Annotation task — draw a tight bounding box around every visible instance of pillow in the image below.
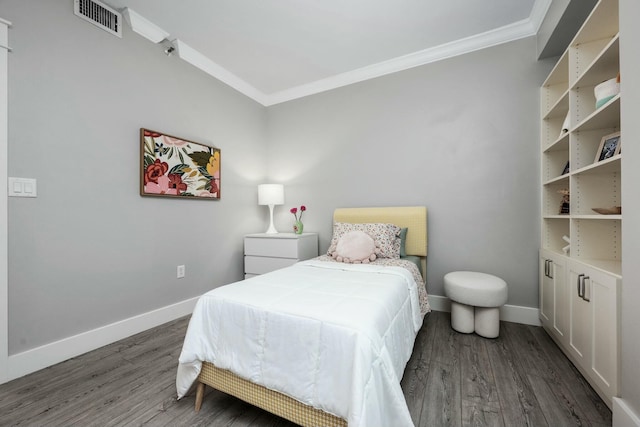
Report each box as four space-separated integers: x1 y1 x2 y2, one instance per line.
327 222 401 259
328 230 380 263
399 227 408 257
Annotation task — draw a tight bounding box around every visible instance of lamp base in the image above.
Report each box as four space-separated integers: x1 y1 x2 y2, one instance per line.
265 204 278 234
265 225 278 234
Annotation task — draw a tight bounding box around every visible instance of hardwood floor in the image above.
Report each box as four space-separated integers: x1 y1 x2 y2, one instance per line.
0 311 612 426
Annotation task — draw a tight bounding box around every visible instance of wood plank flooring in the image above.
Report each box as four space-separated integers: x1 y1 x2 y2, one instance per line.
0 311 612 426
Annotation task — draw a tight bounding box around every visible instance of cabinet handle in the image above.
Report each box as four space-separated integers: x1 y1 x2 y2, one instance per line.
577 274 585 298
582 276 591 302
544 259 554 279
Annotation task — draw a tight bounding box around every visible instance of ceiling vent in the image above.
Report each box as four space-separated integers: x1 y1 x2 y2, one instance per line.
74 0 122 38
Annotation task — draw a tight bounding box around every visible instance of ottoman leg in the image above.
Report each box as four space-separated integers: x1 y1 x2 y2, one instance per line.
475 307 500 338
451 301 474 334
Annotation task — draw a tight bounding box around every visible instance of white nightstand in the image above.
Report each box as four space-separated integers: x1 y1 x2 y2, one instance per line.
244 233 319 278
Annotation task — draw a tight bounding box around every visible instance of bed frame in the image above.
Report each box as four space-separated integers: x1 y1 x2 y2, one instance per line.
194 206 428 426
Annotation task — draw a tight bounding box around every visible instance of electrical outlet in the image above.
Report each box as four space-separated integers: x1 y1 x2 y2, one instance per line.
177 265 185 279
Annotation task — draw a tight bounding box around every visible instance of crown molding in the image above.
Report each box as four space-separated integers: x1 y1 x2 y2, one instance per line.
174 39 269 105
263 16 541 106
163 0 552 107
123 8 169 43
529 0 553 33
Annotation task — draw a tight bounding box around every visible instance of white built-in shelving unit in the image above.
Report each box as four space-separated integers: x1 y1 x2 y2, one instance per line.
539 0 621 409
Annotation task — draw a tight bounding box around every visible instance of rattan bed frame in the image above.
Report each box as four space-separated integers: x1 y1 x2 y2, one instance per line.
194 206 428 426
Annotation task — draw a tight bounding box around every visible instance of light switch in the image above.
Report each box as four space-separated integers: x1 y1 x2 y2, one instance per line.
8 177 37 198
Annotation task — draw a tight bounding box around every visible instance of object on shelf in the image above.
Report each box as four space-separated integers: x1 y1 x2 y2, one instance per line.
562 235 570 255
592 206 622 215
558 189 570 214
561 161 570 175
559 111 570 137
595 131 621 162
594 74 620 109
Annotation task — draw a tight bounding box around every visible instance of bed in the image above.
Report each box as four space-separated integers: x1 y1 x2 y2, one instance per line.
176 206 428 426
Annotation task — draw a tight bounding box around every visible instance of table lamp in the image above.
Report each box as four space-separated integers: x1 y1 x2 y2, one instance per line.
258 184 284 234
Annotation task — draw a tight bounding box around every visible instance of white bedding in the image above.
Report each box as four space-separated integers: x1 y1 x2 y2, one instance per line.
176 259 426 427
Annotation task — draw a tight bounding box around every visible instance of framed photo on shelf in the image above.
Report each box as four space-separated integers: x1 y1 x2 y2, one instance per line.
594 131 621 162
561 161 570 175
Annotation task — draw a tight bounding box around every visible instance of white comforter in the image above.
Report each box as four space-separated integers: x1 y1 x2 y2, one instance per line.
176 260 424 427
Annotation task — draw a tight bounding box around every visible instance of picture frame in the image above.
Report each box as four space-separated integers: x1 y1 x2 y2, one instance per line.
140 128 220 200
594 131 621 163
561 161 570 175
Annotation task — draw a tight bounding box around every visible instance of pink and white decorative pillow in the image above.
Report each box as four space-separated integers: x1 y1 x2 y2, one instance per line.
328 230 380 263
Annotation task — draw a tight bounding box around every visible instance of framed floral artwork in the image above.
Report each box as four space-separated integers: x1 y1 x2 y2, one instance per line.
140 128 220 200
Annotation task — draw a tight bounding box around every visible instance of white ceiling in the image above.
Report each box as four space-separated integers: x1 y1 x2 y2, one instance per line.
106 0 550 105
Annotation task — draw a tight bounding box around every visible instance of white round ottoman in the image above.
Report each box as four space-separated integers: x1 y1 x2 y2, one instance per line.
444 271 508 338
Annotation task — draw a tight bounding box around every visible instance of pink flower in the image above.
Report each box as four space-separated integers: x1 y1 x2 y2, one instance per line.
144 175 178 195
290 205 306 221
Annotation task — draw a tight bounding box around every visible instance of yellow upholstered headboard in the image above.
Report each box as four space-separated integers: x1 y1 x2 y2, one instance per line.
333 206 427 279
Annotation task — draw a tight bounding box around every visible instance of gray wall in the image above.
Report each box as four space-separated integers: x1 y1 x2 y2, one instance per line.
3 0 560 358
4 0 267 354
619 0 640 419
266 37 555 306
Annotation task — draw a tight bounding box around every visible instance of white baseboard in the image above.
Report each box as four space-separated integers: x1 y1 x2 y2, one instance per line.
5 297 199 383
428 295 541 326
614 398 640 427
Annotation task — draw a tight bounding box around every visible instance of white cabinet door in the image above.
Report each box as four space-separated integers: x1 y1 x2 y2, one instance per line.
539 251 568 342
567 260 620 404
539 254 554 327
552 257 568 340
588 266 619 400
568 263 591 365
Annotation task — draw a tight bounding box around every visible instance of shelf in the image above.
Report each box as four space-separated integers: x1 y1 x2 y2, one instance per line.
573 95 620 132
543 51 569 87
572 0 619 46
572 218 621 261
544 174 570 186
543 132 569 153
573 215 621 220
572 172 621 216
542 51 569 119
543 182 571 216
572 36 619 90
573 154 620 176
542 217 570 254
543 91 569 121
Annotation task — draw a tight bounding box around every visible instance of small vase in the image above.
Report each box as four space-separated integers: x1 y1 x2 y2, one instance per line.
293 220 304 234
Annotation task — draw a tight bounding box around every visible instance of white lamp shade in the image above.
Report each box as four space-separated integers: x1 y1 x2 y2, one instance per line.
258 184 284 206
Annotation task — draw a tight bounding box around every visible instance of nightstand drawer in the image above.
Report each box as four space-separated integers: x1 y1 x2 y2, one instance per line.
244 233 318 259
244 256 298 275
